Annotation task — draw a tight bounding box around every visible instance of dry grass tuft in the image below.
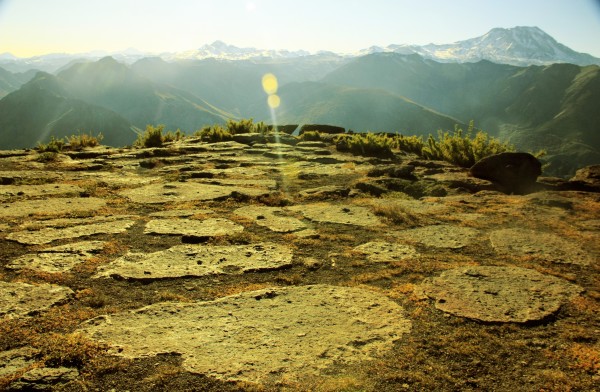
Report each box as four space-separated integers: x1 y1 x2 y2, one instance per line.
567 343 600 373
32 332 108 368
257 192 293 207
372 204 420 227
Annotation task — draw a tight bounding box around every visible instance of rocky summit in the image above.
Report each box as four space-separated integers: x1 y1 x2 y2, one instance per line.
0 134 599 391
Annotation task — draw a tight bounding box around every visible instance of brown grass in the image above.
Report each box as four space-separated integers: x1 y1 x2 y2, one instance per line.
32 332 108 368
567 343 600 373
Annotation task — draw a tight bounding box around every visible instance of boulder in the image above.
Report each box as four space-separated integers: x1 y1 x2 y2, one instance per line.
273 124 299 134
569 164 600 192
469 152 542 194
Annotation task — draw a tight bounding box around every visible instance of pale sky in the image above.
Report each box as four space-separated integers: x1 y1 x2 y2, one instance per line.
1 0 599 58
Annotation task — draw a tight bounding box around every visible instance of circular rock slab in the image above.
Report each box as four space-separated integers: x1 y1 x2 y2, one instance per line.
144 218 244 237
79 285 411 384
353 241 418 263
94 242 293 279
6 219 136 245
0 197 106 218
490 228 594 265
0 282 73 319
7 241 105 273
234 206 307 233
287 203 382 227
421 266 583 323
396 224 480 249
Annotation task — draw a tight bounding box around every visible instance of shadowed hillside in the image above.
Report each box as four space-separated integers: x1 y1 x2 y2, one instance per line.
58 57 232 131
266 81 463 134
0 73 135 149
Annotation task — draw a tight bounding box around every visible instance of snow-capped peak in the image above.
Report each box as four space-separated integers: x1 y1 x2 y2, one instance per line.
167 41 311 61
388 26 599 66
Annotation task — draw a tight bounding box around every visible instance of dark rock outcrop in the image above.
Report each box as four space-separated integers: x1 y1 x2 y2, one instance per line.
469 152 542 194
299 124 346 135
569 165 600 191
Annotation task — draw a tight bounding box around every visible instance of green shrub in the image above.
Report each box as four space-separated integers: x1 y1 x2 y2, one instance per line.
300 131 322 142
35 152 60 162
36 136 65 153
196 125 233 142
163 129 185 143
421 122 514 167
135 125 165 148
225 118 270 135
226 118 254 134
336 132 396 158
395 134 426 155
67 132 104 150
253 121 271 135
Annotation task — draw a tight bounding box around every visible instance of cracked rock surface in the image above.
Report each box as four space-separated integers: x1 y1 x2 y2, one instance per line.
95 242 294 279
421 266 584 323
79 284 411 383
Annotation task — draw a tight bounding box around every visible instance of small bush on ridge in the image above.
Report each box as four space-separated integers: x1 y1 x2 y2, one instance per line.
336 132 395 158
196 125 233 142
300 131 322 141
421 122 514 167
135 125 165 148
36 136 65 153
67 132 104 150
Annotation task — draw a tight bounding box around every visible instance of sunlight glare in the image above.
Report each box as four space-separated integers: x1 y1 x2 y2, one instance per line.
267 94 281 109
262 73 278 95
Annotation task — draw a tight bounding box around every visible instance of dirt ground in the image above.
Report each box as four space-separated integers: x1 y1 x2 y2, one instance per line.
0 140 599 391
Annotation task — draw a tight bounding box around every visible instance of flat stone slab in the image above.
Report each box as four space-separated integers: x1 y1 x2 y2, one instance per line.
119 182 271 204
0 197 106 218
0 170 62 184
396 224 480 248
149 209 213 218
234 206 307 233
285 161 365 178
0 347 38 378
353 241 418 263
421 266 583 323
7 219 135 245
79 285 411 383
9 366 79 391
95 242 293 279
144 218 244 237
0 281 73 319
7 241 105 272
196 178 277 189
68 171 160 186
288 203 382 227
490 228 594 265
0 184 84 200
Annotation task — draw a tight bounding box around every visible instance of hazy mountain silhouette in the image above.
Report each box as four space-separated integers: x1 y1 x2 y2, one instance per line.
1 43 599 175
257 81 463 134
322 53 600 175
0 72 135 149
58 57 232 131
0 66 37 98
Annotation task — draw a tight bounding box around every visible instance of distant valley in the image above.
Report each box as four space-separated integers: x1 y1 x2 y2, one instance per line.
0 26 599 176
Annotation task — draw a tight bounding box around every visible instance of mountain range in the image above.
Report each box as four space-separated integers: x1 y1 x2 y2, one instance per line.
0 26 599 176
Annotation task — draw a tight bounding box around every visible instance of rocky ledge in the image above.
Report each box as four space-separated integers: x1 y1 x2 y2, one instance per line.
0 136 598 391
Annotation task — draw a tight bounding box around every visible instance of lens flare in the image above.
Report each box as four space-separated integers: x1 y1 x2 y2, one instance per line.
267 94 281 109
262 73 278 95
